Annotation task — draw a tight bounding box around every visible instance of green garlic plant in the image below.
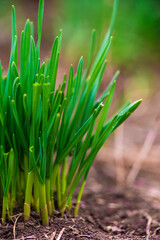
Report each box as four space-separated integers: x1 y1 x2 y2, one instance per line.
0 0 141 225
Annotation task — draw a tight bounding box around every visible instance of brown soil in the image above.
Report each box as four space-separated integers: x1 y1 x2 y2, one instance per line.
1 161 160 240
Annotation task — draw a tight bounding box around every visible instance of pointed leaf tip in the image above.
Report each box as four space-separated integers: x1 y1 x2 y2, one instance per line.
134 99 142 106
100 102 104 107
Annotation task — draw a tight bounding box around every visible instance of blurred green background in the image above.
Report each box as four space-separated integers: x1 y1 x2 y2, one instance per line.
0 0 159 99
53 0 160 69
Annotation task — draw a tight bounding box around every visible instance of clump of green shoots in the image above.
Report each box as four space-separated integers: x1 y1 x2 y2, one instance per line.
0 0 141 226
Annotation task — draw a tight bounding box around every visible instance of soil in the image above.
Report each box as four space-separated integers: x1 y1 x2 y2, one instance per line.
1 160 160 240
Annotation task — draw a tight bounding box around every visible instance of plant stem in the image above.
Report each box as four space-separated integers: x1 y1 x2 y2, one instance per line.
56 165 61 209
60 185 70 213
50 164 59 211
74 178 86 217
46 178 52 216
20 169 25 195
34 173 39 212
61 157 67 199
24 171 34 221
51 197 55 212
39 182 48 226
66 196 72 211
2 196 7 225
7 195 11 223
24 155 28 188
17 168 23 207
10 186 16 216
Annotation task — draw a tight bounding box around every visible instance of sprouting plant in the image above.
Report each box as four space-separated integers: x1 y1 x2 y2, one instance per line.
0 0 141 225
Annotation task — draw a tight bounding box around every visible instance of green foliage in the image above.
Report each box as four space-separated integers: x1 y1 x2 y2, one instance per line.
0 0 141 225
